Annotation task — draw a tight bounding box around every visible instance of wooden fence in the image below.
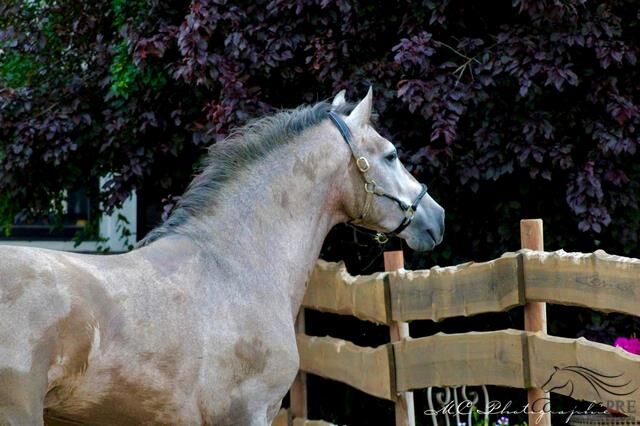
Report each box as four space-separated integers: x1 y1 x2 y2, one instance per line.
274 220 640 426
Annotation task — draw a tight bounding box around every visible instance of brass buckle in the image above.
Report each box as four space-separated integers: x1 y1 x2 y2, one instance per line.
364 181 377 194
356 157 370 173
374 233 389 244
404 206 415 218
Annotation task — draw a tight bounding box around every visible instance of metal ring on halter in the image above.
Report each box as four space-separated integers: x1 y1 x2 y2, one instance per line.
364 181 376 194
356 157 370 172
373 233 389 244
404 206 415 218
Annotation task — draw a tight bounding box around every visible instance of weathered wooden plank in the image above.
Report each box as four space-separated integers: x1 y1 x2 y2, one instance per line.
303 260 389 324
393 329 527 392
296 334 394 401
389 252 522 322
523 249 640 318
527 332 640 416
306 250 640 325
393 329 640 415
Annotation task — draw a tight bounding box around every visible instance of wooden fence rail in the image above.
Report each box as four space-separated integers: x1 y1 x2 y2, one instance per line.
303 250 640 324
285 220 640 425
394 329 640 401
302 261 389 324
296 334 395 401
295 331 640 415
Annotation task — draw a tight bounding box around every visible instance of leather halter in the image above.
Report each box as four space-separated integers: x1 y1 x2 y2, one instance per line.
328 111 428 241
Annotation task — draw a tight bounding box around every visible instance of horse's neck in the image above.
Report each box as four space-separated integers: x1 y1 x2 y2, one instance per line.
155 123 347 318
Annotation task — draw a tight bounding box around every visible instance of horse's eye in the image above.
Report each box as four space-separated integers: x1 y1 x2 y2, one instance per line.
385 152 398 162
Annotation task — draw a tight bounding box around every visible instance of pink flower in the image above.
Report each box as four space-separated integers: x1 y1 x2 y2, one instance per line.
614 337 640 355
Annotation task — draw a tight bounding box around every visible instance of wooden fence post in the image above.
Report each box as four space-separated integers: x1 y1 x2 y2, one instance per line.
290 309 307 424
384 250 416 426
520 219 551 426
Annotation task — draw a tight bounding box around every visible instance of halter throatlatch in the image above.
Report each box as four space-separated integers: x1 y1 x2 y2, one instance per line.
327 111 429 244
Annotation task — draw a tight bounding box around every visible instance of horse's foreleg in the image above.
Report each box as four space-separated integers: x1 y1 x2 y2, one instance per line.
0 368 46 426
247 414 268 426
0 407 43 426
266 400 282 424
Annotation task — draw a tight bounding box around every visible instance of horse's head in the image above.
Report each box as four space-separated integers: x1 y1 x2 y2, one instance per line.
330 88 445 252
541 366 575 396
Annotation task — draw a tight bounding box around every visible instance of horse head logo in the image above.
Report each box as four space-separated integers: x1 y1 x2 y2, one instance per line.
541 365 638 399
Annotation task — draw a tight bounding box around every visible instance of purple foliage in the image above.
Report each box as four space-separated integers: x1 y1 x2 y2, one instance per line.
1 0 639 256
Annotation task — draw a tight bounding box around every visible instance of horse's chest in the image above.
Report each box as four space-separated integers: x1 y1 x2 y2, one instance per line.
195 305 300 423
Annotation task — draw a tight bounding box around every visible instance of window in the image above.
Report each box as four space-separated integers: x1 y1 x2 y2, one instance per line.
0 177 137 252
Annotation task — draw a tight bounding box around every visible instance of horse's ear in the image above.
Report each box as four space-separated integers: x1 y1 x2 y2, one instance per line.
331 90 347 109
347 86 373 127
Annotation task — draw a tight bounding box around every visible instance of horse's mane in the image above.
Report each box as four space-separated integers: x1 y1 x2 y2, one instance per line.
137 100 353 247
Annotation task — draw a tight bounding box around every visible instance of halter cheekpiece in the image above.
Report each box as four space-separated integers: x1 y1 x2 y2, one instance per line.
327 111 428 243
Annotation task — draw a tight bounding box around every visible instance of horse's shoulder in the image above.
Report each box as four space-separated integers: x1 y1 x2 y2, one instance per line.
0 245 63 287
0 245 121 329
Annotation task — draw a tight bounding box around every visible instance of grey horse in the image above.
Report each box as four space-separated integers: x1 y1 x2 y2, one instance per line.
0 89 444 425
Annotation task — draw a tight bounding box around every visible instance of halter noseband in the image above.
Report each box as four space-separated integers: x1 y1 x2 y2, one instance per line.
328 111 428 242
